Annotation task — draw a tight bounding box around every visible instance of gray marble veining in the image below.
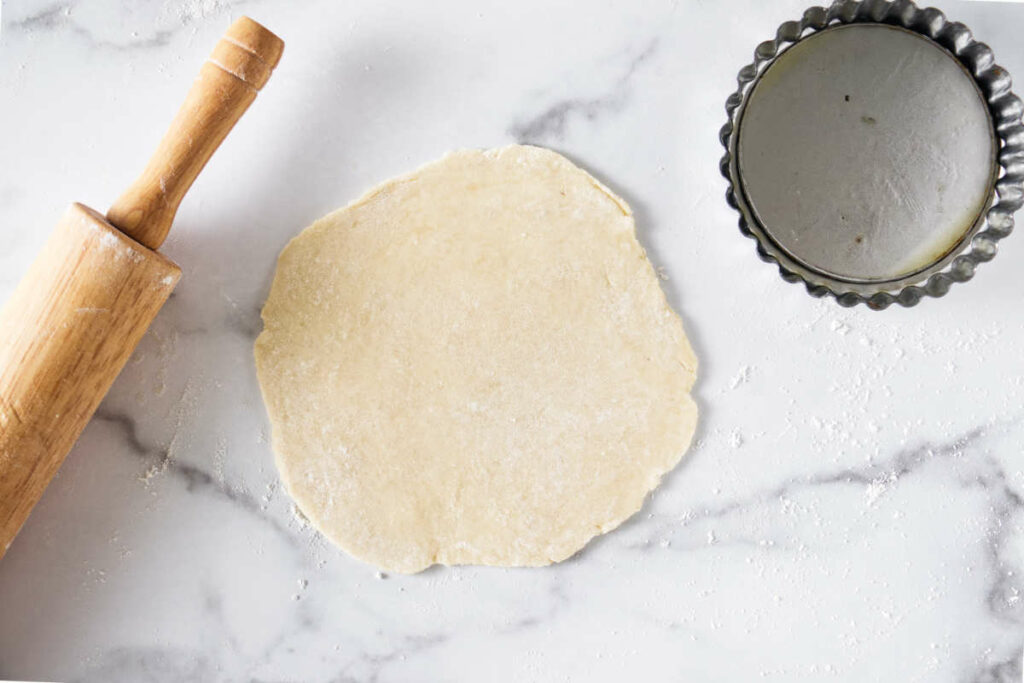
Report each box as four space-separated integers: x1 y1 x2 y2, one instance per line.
3 0 1024 681
510 39 659 143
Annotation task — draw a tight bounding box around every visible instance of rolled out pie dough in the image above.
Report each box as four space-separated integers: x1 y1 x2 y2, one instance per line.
255 145 698 573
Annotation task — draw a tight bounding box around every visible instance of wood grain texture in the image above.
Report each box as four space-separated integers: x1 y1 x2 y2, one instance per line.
106 17 284 249
0 16 282 558
0 204 180 557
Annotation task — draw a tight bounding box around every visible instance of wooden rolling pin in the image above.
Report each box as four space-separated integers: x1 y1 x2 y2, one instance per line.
0 17 283 558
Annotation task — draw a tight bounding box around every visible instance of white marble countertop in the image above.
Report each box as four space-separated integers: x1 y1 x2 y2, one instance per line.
3 1 1024 681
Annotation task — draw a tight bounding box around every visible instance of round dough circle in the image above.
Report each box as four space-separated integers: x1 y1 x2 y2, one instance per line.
255 145 698 573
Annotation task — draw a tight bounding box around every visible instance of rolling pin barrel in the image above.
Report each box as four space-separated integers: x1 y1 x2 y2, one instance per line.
0 206 180 556
0 17 283 558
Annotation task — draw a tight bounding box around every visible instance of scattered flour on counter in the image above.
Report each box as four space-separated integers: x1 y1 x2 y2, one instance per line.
213 436 227 485
261 481 277 511
174 0 225 23
865 472 899 507
82 567 107 589
729 365 752 389
149 328 178 397
139 377 202 487
830 319 851 335
140 453 170 484
291 503 311 529
779 496 798 516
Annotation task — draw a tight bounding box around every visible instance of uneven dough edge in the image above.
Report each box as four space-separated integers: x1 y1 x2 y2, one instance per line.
255 145 699 573
431 394 700 571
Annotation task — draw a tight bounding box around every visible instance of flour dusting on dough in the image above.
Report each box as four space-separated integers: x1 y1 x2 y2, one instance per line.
255 145 698 573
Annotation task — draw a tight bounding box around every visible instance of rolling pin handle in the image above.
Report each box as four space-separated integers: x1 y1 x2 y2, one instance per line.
106 16 284 250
